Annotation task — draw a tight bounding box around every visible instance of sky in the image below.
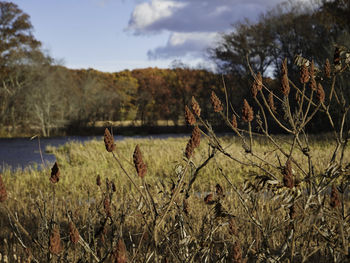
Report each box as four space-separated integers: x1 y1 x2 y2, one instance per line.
10 0 304 73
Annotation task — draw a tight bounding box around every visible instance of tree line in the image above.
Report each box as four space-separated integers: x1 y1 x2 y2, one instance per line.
0 0 349 136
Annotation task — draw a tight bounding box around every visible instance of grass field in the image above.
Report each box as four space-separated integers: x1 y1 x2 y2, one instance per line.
0 133 349 262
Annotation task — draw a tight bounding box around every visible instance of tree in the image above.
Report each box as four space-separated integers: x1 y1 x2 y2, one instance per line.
0 1 46 133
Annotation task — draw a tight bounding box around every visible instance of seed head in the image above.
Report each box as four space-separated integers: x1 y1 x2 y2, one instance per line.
242 99 254 122
281 58 290 96
228 217 238 236
104 128 116 152
191 96 201 117
231 115 238 129
112 239 127 263
324 59 331 78
211 91 223 112
104 196 111 217
96 175 101 186
204 193 214 205
216 183 224 198
50 162 60 184
300 64 310 84
49 226 63 255
330 185 340 208
283 159 294 189
309 60 315 79
316 83 325 103
69 222 80 244
185 139 194 159
184 105 196 126
191 126 201 148
252 72 262 98
133 145 147 179
232 241 243 263
0 174 7 202
268 92 276 112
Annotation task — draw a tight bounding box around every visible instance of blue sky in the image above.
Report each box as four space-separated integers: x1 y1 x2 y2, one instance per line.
10 0 304 72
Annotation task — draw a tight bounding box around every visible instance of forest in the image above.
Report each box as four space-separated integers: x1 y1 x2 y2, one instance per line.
0 0 349 137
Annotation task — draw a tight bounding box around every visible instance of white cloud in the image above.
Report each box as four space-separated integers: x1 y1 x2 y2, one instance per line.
127 0 311 59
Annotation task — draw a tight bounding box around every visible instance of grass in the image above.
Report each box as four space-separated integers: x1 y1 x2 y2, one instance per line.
0 133 348 262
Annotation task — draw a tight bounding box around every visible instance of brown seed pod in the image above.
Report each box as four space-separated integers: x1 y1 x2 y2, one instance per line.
185 139 194 159
309 60 315 79
112 239 127 263
133 145 147 179
242 99 254 122
104 196 111 217
300 64 310 84
310 77 317 91
96 175 101 186
231 114 238 129
211 91 223 112
252 72 262 98
268 92 277 112
49 226 63 255
104 128 116 152
111 181 116 192
281 58 290 96
330 185 341 208
185 105 196 125
191 126 201 148
232 241 243 263
0 174 7 202
191 96 201 117
316 83 325 103
50 162 60 184
324 58 331 78
283 159 294 189
69 222 80 244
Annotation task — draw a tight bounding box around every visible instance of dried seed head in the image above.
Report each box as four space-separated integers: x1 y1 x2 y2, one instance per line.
281 58 290 96
211 91 223 112
324 58 331 78
204 193 214 205
191 96 201 117
184 105 196 126
50 162 60 184
191 126 201 148
111 181 116 192
283 159 294 189
69 222 80 244
231 114 238 129
300 64 310 84
185 139 194 159
104 128 116 152
104 196 111 217
112 239 127 263
49 226 63 255
252 72 262 98
330 185 340 208
0 174 7 202
96 175 101 186
133 145 147 179
242 99 254 122
310 77 317 91
228 217 238 236
309 60 315 79
316 83 325 103
268 92 276 112
232 241 243 263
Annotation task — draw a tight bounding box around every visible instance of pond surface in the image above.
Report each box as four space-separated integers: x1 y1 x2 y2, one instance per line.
0 134 188 172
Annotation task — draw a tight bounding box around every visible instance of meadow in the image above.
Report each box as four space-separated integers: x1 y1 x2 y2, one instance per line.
1 54 350 262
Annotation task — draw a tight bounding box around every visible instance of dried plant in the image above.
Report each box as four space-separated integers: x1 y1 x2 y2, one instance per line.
242 99 253 122
300 64 310 84
133 145 147 179
185 105 196 125
191 96 201 117
104 128 115 152
231 114 238 129
96 174 101 186
316 83 325 103
112 239 127 263
232 241 243 263
69 222 80 244
330 185 340 208
0 174 7 202
50 162 60 183
211 91 223 112
324 58 331 78
282 159 294 189
49 226 63 255
281 58 290 96
268 92 276 112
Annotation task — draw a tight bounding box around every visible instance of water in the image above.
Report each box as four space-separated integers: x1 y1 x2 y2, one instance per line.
0 134 188 172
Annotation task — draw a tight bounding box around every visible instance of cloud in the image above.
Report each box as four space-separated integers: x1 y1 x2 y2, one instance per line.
127 0 297 59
